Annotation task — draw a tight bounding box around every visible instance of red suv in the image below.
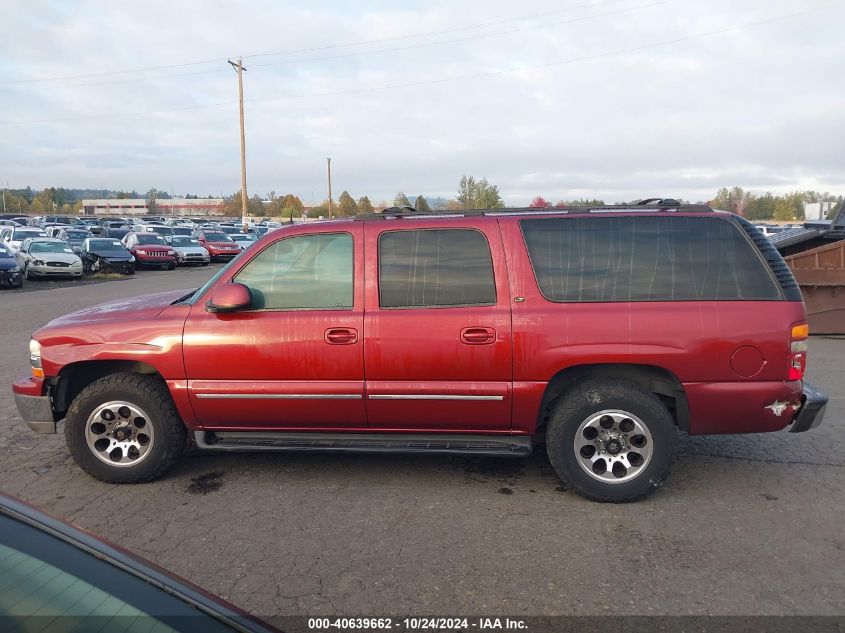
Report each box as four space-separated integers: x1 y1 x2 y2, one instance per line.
121 232 177 270
195 230 241 262
12 204 827 502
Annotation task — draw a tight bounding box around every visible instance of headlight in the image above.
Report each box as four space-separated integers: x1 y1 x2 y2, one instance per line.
33 259 45 266
129 256 135 262
29 339 44 378
167 250 175 256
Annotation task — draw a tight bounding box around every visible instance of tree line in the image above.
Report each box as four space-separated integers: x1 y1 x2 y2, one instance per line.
709 187 842 221
6 182 842 220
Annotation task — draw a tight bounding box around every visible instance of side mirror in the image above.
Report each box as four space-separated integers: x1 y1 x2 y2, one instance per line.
206 283 251 313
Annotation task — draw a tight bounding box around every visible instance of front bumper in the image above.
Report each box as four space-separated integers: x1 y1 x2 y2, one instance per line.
12 377 56 434
0 269 22 286
30 264 83 277
790 381 828 433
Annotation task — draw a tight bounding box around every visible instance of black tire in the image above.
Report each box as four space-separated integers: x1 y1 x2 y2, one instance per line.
201 262 209 267
64 373 187 483
546 379 677 502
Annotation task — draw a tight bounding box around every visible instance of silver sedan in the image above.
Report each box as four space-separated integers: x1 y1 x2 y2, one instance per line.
15 238 84 280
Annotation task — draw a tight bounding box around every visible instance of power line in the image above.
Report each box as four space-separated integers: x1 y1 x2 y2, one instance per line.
0 0 628 85
2 2 840 126
0 0 656 92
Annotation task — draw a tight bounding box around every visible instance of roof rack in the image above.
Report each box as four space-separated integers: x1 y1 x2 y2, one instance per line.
354 202 714 221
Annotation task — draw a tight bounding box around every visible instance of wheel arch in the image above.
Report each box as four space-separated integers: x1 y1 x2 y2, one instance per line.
53 360 161 417
535 363 689 434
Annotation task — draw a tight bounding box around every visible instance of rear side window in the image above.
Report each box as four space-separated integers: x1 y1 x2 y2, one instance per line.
235 232 353 310
379 229 496 308
521 216 781 302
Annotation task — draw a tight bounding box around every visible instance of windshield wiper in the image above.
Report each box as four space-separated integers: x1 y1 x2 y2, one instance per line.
173 289 198 304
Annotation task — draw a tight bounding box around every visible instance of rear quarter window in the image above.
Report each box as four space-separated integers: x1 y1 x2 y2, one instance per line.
520 216 782 302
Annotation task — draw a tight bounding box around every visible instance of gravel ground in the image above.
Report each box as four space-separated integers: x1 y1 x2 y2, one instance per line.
0 266 843 617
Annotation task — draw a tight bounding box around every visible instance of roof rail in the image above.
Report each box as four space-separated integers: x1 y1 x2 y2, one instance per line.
354 203 713 221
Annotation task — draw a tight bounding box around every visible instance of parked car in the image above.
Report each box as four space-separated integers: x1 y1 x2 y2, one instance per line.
78 237 135 275
140 223 176 243
171 226 195 237
39 215 85 227
56 227 94 252
0 242 23 288
170 235 211 266
0 493 276 633
229 233 256 251
11 204 828 502
122 232 177 269
15 237 83 280
1 226 48 252
195 230 241 261
44 223 72 238
0 219 22 228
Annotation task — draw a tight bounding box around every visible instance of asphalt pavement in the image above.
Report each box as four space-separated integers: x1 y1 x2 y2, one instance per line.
0 266 843 617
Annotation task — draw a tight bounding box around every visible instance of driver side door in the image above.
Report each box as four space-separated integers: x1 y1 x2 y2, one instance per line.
182 226 366 430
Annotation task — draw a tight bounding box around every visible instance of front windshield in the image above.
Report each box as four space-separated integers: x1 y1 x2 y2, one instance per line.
149 226 174 236
135 234 167 245
30 242 74 254
90 240 125 251
203 232 232 242
231 235 251 242
65 230 89 239
0 244 10 256
171 237 200 247
173 227 193 236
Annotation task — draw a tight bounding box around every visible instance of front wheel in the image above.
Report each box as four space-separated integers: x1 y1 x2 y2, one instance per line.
64 373 187 483
546 379 677 502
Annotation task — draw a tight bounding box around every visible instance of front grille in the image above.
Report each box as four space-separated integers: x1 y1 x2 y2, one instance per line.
47 262 70 268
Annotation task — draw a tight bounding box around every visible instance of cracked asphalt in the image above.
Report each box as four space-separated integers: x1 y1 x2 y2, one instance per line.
1 267 843 617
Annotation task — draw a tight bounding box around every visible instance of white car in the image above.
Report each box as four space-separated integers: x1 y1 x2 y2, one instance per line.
1 227 48 253
167 236 210 266
229 233 257 251
15 237 83 280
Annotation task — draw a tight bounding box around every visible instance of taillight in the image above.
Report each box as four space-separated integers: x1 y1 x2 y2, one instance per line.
788 323 808 381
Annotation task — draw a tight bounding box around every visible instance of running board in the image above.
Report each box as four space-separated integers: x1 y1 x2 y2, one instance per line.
194 431 532 457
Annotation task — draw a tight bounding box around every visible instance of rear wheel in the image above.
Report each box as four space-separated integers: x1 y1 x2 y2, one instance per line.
64 373 187 483
546 379 677 502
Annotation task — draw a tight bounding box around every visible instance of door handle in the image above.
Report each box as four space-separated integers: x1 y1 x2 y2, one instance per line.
460 327 496 345
325 328 358 345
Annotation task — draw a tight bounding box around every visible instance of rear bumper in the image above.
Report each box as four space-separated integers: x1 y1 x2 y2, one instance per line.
789 381 828 433
12 377 56 434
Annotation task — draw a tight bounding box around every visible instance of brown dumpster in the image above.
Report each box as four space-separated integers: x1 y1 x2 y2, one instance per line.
785 240 845 334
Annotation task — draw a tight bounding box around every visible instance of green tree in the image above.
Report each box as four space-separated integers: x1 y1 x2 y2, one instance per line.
458 176 476 209
773 198 795 222
358 196 374 214
394 192 410 207
744 193 776 221
414 195 431 212
337 191 358 216
475 179 503 208
711 187 751 214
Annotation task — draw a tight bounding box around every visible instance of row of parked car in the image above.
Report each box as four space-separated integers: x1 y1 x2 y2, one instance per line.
0 216 277 288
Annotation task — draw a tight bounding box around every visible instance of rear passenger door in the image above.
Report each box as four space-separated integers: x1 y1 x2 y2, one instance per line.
363 219 513 431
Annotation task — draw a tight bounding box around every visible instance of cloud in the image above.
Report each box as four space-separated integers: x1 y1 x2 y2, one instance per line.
0 0 843 204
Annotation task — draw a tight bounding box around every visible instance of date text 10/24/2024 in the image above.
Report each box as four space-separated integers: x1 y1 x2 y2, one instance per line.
308 618 528 630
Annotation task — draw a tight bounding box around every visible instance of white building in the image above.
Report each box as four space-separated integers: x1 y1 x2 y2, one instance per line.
804 201 835 221
82 198 225 217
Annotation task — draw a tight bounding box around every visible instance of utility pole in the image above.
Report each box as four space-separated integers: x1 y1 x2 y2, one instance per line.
228 58 249 229
326 157 333 218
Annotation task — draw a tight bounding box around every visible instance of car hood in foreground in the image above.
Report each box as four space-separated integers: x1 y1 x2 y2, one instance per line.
48 288 192 325
0 257 17 270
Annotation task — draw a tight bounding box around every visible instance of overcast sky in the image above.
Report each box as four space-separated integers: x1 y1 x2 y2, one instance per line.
1 0 843 205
